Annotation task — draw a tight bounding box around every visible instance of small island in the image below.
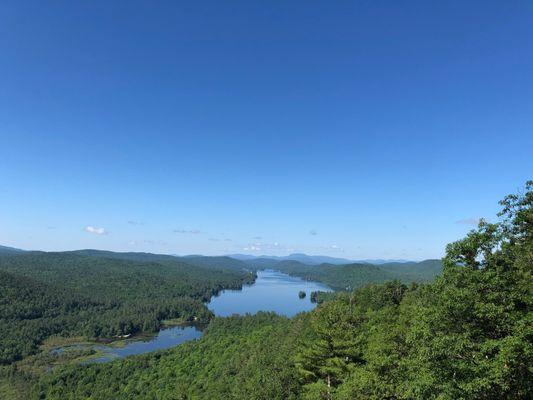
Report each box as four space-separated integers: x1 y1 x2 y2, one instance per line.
298 290 306 299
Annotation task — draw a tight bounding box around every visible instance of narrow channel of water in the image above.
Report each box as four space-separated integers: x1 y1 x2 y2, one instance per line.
90 325 203 363
51 270 331 362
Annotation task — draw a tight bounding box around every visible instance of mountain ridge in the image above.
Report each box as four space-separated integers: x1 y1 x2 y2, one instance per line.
227 252 413 265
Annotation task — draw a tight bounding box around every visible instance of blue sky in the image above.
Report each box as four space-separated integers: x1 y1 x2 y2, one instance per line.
1 1 531 260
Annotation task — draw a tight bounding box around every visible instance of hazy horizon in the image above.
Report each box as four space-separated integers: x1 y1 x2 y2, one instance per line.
0 243 432 263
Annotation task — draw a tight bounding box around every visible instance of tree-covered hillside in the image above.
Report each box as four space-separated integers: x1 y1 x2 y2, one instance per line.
69 250 251 273
32 182 532 399
0 245 25 255
274 261 396 290
377 259 443 282
272 259 442 290
0 252 254 364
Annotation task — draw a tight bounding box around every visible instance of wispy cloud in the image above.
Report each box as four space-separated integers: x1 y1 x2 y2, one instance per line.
243 241 294 253
84 226 107 236
128 220 144 226
173 229 202 234
309 229 318 236
318 244 344 253
252 236 262 240
455 218 480 226
243 245 262 252
208 238 220 242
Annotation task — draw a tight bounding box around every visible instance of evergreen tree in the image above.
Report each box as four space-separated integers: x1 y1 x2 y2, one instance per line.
296 299 363 399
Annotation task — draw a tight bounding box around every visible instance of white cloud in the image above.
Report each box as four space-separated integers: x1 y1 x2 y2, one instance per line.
243 245 262 252
84 226 107 236
318 244 344 253
243 241 295 254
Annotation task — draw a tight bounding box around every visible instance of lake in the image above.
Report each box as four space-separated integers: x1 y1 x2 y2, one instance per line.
208 269 332 317
54 270 331 362
89 325 203 363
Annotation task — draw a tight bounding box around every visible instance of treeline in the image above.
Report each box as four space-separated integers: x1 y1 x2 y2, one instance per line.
0 252 254 364
273 259 442 290
69 250 251 274
33 182 532 399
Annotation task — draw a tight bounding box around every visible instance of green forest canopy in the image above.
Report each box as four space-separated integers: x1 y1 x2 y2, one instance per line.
0 252 254 365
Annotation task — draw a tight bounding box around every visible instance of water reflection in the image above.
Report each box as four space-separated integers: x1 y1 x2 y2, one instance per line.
208 269 332 317
91 325 203 363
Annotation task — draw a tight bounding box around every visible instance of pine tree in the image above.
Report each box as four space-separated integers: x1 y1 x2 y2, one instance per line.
296 300 363 399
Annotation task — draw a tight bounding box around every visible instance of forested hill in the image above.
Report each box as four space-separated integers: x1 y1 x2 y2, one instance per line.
378 259 443 281
64 250 443 290
180 255 250 272
0 245 25 255
275 261 396 290
5 247 441 292
0 251 254 364
68 250 250 273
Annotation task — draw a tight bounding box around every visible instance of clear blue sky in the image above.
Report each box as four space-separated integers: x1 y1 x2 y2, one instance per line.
1 1 531 260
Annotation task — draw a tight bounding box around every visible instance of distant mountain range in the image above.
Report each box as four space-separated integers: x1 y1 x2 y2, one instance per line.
228 253 411 265
0 245 419 267
0 244 26 254
1 244 443 291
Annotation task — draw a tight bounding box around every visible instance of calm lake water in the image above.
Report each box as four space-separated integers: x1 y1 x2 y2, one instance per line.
90 325 203 363
55 270 331 362
208 269 332 317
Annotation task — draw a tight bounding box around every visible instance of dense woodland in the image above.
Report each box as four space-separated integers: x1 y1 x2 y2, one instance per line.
270 259 442 290
1 183 531 399
0 252 254 364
